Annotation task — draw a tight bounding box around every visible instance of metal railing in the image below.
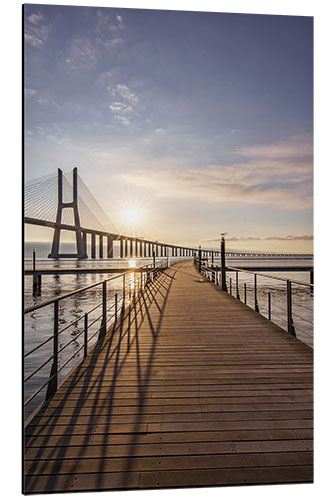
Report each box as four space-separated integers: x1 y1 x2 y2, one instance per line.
194 258 313 344
24 262 166 411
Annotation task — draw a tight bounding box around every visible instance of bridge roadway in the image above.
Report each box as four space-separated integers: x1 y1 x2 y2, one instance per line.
24 261 313 493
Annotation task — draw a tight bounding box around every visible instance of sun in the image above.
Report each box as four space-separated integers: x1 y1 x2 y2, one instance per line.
114 187 155 237
124 207 141 225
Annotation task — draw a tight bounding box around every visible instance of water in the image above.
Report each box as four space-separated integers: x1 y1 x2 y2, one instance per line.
24 253 313 420
225 256 313 348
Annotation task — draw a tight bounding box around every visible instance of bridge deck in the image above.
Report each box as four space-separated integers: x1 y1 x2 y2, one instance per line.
24 261 313 493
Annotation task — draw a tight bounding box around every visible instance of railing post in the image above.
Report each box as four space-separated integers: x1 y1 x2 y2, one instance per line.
221 234 227 291
99 280 107 339
32 247 37 296
198 246 202 273
84 313 88 358
45 300 59 400
310 270 314 296
236 270 240 299
268 292 271 321
254 274 259 312
32 248 42 296
229 277 232 295
244 283 247 304
287 280 296 336
115 293 118 322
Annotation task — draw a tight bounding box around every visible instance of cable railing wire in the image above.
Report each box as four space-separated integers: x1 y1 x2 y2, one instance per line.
194 257 313 345
24 262 166 413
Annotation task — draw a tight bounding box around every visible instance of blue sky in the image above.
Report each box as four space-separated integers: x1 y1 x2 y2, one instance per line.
24 4 313 251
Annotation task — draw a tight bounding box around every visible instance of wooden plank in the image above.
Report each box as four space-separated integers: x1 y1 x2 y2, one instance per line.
24 472 140 493
25 452 313 476
25 438 313 461
138 466 313 488
38 402 313 417
25 428 313 448
26 410 313 437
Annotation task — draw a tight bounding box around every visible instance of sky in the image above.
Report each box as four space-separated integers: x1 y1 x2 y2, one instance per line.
24 3 313 252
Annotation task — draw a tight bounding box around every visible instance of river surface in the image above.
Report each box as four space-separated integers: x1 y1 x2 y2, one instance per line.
24 252 313 419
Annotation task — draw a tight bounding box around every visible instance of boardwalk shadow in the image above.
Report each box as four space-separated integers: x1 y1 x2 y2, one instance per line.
24 267 176 493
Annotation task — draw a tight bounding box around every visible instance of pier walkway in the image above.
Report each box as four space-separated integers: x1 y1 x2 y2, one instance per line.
24 261 313 493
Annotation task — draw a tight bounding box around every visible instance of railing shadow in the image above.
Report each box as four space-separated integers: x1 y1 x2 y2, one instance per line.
24 267 177 493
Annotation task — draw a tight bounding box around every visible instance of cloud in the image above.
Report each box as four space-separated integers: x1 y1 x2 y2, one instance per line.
96 9 124 31
65 36 96 70
97 37 123 49
115 84 139 104
109 102 133 113
106 82 139 126
25 12 51 48
118 164 312 209
117 135 313 210
116 15 124 29
114 115 131 127
201 234 313 243
239 135 313 160
25 88 38 96
27 14 43 25
95 9 125 47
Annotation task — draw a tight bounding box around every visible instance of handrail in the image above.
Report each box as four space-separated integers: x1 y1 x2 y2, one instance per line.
24 263 158 314
24 261 167 413
226 265 314 287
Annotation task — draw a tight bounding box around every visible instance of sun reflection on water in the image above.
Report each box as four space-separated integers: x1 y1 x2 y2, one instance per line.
128 259 137 268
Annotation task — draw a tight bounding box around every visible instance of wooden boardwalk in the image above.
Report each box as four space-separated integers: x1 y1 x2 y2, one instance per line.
24 261 313 493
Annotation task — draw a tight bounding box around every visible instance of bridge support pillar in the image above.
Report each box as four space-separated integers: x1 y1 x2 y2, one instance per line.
82 232 87 256
99 235 103 258
129 239 133 258
91 233 96 259
48 168 87 259
107 236 113 258
120 239 124 258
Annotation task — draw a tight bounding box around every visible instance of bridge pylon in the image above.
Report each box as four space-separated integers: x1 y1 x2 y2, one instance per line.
48 167 88 259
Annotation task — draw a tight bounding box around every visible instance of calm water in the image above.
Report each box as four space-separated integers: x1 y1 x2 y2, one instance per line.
222 256 313 348
24 253 313 419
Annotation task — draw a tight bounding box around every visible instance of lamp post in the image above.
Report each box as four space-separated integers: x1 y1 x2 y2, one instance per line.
221 233 227 292
198 245 202 273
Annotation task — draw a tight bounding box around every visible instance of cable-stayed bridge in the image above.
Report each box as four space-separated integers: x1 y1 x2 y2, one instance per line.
24 167 313 261
24 167 198 260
